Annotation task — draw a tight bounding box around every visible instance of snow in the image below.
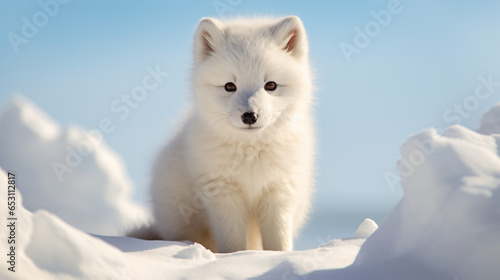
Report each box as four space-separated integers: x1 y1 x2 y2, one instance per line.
1 96 500 279
353 218 378 238
353 124 500 279
0 96 147 235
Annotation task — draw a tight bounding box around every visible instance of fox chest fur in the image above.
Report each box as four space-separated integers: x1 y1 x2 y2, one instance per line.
186 121 307 204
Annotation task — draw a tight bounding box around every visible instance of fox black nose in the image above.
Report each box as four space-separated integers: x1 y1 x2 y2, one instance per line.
241 112 258 125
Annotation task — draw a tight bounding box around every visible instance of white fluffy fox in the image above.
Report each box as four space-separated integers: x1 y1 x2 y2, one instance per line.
132 16 315 253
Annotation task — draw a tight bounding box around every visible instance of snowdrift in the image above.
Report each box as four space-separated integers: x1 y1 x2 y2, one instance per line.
1 97 500 279
0 96 147 235
352 124 500 279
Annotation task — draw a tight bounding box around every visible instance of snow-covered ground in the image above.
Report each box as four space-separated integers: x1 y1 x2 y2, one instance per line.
1 97 500 279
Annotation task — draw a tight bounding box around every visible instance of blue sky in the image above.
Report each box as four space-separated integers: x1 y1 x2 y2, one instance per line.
2 0 500 248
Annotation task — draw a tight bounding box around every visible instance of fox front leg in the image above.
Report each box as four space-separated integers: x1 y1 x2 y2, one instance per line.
204 186 249 253
257 188 294 251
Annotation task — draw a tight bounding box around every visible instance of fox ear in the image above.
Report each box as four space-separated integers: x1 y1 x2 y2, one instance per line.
271 16 308 60
194 18 224 63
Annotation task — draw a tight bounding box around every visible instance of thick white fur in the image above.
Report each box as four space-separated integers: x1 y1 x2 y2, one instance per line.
149 16 314 253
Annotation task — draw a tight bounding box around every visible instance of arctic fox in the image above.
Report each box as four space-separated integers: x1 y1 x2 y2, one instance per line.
143 16 314 253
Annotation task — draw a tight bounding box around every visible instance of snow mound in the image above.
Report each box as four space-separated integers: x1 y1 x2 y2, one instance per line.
353 218 378 238
0 96 147 235
353 125 500 279
0 168 129 280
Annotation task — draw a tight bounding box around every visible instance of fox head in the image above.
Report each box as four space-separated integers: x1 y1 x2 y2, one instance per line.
191 16 312 137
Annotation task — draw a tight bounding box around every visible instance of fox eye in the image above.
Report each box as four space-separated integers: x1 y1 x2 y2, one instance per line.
224 82 237 92
264 81 277 91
